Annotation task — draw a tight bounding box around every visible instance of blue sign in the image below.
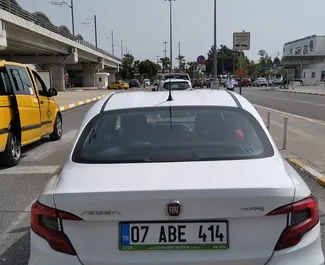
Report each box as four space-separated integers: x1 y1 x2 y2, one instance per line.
265 66 269 71
197 55 206 64
273 63 277 70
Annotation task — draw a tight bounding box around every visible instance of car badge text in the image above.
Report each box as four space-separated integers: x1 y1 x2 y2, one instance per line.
165 200 183 218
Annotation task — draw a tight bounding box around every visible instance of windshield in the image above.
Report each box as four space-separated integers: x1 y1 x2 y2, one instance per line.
163 81 191 90
164 74 189 81
72 107 274 164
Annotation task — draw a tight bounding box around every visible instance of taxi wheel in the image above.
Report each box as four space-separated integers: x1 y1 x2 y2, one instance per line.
49 115 62 141
0 131 21 167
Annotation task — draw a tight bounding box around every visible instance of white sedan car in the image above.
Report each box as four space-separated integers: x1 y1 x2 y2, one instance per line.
29 90 324 265
159 78 193 91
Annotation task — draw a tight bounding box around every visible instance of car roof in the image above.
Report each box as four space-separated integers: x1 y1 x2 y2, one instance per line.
164 78 190 83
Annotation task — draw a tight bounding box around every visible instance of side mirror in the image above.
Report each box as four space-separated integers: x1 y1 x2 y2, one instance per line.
48 88 58 97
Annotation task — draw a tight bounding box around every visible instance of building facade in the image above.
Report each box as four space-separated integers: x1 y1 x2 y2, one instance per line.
282 35 325 85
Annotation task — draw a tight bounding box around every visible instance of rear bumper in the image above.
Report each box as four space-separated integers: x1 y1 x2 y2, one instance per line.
28 231 82 265
266 223 324 265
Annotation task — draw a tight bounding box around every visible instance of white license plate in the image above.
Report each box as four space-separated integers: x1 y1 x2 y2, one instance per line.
119 221 229 251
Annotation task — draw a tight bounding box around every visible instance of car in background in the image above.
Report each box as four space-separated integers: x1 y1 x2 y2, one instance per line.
192 79 204 88
253 77 268 87
153 79 159 86
129 79 141 88
268 77 283 86
107 80 129 90
144 79 151 86
164 73 190 81
29 89 324 265
240 78 253 87
156 78 192 91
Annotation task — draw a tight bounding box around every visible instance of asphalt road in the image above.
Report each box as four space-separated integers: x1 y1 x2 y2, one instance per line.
241 87 325 121
0 100 324 264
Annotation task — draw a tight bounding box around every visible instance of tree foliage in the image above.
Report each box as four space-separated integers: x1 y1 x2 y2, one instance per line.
138 60 158 78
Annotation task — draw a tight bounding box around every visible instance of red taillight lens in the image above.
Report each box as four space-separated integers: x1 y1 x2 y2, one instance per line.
31 201 83 255
267 195 319 251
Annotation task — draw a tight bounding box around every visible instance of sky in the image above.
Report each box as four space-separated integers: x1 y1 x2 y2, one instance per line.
16 0 325 65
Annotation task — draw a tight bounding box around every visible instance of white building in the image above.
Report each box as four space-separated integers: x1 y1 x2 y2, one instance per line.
281 35 325 85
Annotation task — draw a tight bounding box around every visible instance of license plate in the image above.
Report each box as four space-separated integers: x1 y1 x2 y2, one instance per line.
119 221 229 251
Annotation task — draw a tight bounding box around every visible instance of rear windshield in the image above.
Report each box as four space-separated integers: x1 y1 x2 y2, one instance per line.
163 81 190 90
164 75 189 81
72 107 274 164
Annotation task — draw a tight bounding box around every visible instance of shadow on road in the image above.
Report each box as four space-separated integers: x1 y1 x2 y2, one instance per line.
0 232 30 265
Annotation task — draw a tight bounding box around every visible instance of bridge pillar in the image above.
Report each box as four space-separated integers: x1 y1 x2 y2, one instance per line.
0 20 7 50
41 64 65 91
103 68 118 83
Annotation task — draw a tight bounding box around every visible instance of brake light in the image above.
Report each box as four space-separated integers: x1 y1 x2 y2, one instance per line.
266 195 319 251
31 201 83 255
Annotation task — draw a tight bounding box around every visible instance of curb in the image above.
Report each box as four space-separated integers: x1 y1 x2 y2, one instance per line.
261 88 325 96
288 158 325 187
59 93 110 112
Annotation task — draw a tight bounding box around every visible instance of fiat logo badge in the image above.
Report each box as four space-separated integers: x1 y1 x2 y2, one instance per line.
165 200 183 218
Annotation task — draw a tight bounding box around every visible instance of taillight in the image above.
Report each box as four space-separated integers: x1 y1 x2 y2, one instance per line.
267 195 319 251
31 201 83 255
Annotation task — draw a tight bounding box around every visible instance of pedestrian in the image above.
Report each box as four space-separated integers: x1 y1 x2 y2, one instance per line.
226 76 235 91
281 77 287 89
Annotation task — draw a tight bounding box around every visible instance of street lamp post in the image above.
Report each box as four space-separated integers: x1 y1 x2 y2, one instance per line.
50 0 75 35
213 0 218 82
165 0 175 73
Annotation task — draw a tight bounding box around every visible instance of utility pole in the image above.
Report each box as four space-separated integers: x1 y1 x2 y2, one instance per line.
165 0 176 73
50 0 75 36
121 40 123 58
178 41 181 69
111 30 114 55
239 30 245 95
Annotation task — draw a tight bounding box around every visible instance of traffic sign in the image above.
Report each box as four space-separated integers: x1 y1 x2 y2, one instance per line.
196 64 206 71
273 63 277 69
233 32 251 51
236 68 246 77
265 66 269 71
197 55 206 64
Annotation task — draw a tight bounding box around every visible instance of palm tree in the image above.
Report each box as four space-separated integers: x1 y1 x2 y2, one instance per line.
160 57 171 74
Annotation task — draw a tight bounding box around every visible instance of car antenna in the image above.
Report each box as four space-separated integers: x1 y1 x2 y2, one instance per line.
167 78 173 101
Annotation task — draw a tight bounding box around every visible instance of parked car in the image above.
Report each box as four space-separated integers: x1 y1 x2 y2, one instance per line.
192 79 204 88
0 61 62 166
241 78 253 87
108 80 129 90
129 79 141 88
29 89 324 265
254 77 268 87
153 79 159 86
144 79 151 86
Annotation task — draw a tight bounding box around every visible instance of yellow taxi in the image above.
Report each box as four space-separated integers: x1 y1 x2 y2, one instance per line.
0 61 62 166
107 80 129 90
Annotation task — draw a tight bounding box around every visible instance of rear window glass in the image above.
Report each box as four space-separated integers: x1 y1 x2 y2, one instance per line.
163 81 190 90
72 107 274 164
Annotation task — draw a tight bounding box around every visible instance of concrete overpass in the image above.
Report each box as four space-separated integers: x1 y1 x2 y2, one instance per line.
0 0 122 89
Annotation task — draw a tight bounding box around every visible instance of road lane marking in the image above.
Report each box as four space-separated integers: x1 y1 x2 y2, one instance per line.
22 130 77 162
254 104 325 125
0 165 60 175
246 91 325 107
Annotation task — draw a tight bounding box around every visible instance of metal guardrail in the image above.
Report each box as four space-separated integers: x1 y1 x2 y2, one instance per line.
0 0 122 62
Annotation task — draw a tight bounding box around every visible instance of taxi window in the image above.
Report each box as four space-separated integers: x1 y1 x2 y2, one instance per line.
7 66 34 95
0 68 13 95
32 71 48 97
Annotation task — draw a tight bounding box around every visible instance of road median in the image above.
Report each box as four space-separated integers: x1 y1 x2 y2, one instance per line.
261 87 325 96
55 90 112 112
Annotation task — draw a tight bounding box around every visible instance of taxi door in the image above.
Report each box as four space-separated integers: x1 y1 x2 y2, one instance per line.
28 69 52 135
5 65 42 145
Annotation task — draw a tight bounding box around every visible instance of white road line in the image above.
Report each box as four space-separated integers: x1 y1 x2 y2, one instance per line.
22 130 77 162
255 104 325 125
0 165 60 175
248 92 325 107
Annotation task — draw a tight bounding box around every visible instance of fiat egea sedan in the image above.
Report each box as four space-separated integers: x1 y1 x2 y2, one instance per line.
28 90 324 265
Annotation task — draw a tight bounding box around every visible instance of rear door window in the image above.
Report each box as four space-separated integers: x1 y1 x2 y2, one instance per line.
0 68 13 95
72 106 274 164
7 66 34 95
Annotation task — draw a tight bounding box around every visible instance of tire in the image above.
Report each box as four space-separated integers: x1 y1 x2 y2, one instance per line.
118 86 122 90
49 115 62 141
0 130 21 167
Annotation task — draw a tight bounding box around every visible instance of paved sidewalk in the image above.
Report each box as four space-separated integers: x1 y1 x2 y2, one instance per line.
256 105 325 185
